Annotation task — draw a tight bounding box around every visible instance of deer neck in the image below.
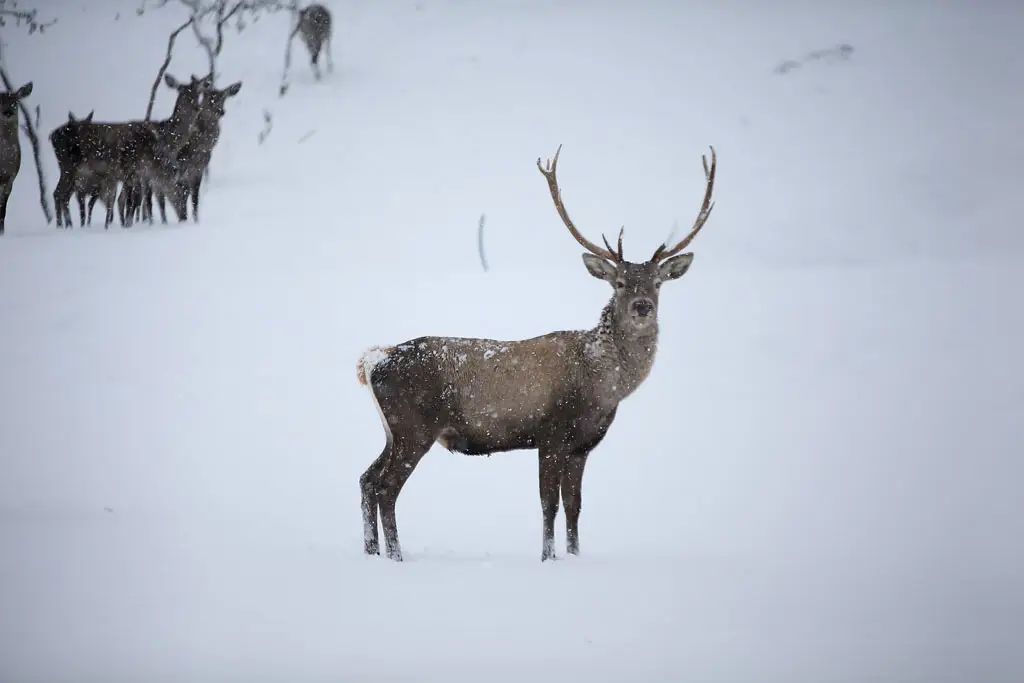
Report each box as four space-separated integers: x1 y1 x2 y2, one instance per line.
0 119 18 144
586 298 659 403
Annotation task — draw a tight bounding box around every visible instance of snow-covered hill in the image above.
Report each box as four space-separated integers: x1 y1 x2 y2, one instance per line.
1 1 1022 681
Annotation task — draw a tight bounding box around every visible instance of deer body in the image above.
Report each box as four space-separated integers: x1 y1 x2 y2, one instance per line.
157 79 241 223
358 145 717 562
297 4 333 80
0 82 33 234
132 74 210 225
51 111 119 228
280 4 333 94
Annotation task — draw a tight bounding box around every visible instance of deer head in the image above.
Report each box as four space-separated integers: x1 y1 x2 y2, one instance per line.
201 80 243 119
162 73 210 142
0 82 32 120
536 144 716 337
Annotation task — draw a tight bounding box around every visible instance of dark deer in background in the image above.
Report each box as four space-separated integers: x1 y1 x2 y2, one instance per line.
52 74 207 229
0 82 33 234
161 79 242 223
280 4 333 95
133 73 211 225
356 144 718 562
51 111 119 229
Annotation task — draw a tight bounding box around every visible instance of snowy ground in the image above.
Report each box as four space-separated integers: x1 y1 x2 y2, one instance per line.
1 1 1023 681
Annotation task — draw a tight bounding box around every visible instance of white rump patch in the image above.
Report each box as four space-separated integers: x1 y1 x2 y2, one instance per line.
359 346 394 444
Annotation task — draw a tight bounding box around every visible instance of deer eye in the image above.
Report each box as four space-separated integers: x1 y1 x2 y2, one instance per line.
654 281 662 289
616 281 626 290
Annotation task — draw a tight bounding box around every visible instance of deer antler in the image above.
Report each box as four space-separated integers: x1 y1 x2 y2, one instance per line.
652 146 717 262
537 145 621 263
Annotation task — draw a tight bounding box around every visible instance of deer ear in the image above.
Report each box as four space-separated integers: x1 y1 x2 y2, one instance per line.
657 252 694 281
582 253 617 283
224 81 242 97
15 82 32 99
164 73 182 90
85 110 94 122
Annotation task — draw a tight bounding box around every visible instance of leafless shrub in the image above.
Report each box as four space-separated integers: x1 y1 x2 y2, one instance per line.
140 0 295 83
0 0 56 34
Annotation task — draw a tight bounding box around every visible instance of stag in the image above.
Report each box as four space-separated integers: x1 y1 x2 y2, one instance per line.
280 3 333 94
356 144 717 562
0 82 33 235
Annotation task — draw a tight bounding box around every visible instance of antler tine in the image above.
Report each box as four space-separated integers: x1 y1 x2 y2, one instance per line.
537 145 620 262
652 146 717 262
601 226 625 261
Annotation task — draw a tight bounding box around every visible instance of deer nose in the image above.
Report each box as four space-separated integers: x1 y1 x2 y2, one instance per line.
633 299 654 317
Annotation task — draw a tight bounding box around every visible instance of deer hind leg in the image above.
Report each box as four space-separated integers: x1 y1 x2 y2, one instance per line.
326 34 334 73
75 191 87 227
54 173 73 229
87 195 99 226
359 446 390 556
376 431 433 562
538 448 565 561
310 42 322 81
101 184 116 229
188 174 202 223
168 185 188 223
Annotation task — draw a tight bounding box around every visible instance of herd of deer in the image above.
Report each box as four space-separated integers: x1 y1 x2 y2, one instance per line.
0 3 333 235
0 2 721 564
49 73 244 231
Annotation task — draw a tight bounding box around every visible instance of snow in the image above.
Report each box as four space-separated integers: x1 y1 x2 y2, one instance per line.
1 0 1023 680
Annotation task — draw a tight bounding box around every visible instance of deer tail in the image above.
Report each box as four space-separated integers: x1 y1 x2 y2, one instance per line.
357 345 395 386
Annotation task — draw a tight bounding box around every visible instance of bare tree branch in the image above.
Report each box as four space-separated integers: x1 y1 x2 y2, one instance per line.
148 0 294 82
145 16 194 120
278 0 300 96
0 66 51 223
190 15 216 75
0 1 57 33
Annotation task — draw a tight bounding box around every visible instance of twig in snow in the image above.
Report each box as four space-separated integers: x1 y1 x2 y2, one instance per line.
477 213 489 272
297 129 315 144
257 109 273 144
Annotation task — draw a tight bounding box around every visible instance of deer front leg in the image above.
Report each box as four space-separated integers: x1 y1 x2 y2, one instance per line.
538 449 563 561
561 451 590 556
